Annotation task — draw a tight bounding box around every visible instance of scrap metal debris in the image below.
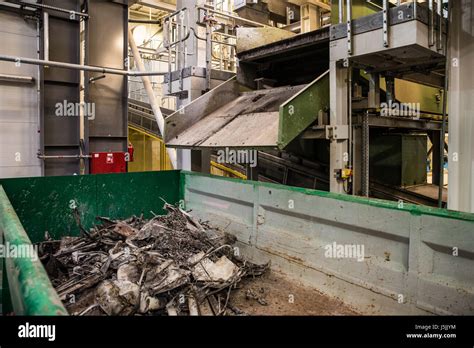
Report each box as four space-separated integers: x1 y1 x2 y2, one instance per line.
37 203 268 316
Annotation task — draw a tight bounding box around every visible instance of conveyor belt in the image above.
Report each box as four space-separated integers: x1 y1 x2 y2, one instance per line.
258 152 445 207
370 182 447 208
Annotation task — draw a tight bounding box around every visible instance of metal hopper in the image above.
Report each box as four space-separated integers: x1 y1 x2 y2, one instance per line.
164 70 329 150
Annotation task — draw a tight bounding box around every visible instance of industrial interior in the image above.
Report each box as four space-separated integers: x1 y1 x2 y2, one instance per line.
0 0 473 317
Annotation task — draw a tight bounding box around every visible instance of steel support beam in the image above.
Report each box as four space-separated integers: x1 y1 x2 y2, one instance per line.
86 0 128 155
431 130 441 186
329 60 349 193
447 0 474 213
137 0 176 12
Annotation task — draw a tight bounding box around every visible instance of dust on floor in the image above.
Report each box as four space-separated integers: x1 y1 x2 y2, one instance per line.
231 271 358 315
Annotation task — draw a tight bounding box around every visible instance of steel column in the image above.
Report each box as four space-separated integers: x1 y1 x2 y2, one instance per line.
329 60 349 193
447 0 473 212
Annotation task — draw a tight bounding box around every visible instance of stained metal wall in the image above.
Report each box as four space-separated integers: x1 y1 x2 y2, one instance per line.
0 11 42 179
184 173 474 315
85 0 128 154
42 0 82 176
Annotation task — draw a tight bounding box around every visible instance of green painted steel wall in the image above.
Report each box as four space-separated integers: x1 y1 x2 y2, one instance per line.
1 170 474 315
0 171 181 315
0 171 181 244
0 186 67 315
181 171 474 314
278 71 330 149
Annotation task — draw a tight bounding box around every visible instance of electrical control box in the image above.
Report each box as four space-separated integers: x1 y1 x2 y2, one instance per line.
90 152 127 174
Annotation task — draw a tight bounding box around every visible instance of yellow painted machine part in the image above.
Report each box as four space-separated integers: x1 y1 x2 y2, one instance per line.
128 126 173 172
359 71 445 117
331 0 378 24
381 78 444 115
210 161 247 179
127 126 244 178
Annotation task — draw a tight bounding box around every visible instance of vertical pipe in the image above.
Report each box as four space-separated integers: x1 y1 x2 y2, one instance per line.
128 28 177 168
382 0 389 48
166 19 172 94
339 0 344 23
346 0 352 55
429 0 435 46
180 11 185 71
183 11 188 70
361 111 370 197
79 18 85 175
205 9 212 90
437 0 443 52
438 0 450 208
347 65 353 189
43 12 49 61
37 19 44 176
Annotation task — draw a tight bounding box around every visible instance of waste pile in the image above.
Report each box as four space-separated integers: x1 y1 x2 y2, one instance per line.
37 203 268 316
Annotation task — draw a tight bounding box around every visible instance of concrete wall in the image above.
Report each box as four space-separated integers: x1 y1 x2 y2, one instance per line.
183 173 474 315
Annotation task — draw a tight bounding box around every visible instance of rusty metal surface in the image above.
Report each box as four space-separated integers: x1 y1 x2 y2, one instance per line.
237 27 329 62
236 27 296 53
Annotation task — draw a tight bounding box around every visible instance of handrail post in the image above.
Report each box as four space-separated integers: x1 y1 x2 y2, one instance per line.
346 0 352 55
383 0 389 48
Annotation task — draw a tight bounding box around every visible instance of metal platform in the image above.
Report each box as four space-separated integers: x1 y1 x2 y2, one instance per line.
330 2 447 88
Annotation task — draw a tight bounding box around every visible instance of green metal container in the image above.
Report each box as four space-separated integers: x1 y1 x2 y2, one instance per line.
1 170 473 315
0 171 181 315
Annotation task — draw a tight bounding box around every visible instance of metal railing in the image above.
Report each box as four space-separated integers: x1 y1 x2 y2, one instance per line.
162 6 242 92
162 8 190 92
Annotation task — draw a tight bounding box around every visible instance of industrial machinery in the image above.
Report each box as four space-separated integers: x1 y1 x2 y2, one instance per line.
0 0 469 211
1 0 474 323
1 170 473 315
159 1 455 210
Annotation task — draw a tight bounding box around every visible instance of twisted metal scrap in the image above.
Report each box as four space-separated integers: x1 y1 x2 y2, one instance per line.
38 203 269 316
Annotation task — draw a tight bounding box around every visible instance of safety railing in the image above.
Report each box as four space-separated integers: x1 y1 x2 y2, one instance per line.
162 8 191 93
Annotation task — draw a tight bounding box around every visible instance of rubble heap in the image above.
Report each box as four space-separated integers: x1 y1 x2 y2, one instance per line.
38 203 268 316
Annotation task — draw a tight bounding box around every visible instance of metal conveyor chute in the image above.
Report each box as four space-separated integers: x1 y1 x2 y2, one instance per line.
164 70 329 150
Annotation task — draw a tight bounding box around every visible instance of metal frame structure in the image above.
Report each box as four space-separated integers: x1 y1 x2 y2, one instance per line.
330 0 448 196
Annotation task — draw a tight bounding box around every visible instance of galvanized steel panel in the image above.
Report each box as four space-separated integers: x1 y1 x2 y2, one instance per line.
0 12 41 178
